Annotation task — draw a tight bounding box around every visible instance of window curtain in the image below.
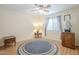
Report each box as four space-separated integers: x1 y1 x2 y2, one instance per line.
44 18 49 36
44 16 62 36
57 16 62 32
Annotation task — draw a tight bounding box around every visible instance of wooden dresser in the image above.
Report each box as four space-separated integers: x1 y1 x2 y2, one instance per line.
61 32 75 49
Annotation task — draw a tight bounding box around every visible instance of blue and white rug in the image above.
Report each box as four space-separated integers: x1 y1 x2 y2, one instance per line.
17 40 58 55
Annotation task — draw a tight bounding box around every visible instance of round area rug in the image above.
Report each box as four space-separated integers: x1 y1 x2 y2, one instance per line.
17 40 58 55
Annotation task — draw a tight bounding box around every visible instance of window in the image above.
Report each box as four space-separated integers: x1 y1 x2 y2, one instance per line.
47 18 53 30
47 17 60 32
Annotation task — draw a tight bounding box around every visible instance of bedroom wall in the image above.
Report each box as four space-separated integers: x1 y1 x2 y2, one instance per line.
49 7 79 46
0 7 79 46
0 9 45 43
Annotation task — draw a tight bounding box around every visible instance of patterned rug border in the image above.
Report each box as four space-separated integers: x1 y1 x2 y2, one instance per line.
17 39 58 55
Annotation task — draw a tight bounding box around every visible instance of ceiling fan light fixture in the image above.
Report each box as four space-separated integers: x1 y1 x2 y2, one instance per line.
35 4 51 10
34 4 51 15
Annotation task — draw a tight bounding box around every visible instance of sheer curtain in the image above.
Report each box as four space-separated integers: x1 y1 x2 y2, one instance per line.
45 16 62 36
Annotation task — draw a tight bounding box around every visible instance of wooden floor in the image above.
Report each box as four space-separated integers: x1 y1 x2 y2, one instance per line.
0 46 16 55
49 39 79 55
0 38 79 55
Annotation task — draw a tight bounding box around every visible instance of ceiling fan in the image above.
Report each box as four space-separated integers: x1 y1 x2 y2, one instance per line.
29 4 51 15
34 4 51 12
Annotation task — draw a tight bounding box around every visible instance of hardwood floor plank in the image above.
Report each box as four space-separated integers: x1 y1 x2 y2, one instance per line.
0 39 79 55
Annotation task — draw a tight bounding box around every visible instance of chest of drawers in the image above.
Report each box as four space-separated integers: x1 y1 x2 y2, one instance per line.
61 32 75 49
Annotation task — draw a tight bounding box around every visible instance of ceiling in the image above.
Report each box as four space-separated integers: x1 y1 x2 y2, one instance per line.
0 4 79 15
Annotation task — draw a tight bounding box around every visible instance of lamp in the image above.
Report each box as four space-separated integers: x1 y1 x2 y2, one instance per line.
33 23 43 33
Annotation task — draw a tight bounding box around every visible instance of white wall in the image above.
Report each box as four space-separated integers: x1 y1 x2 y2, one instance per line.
0 9 45 42
49 7 79 46
0 7 79 46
